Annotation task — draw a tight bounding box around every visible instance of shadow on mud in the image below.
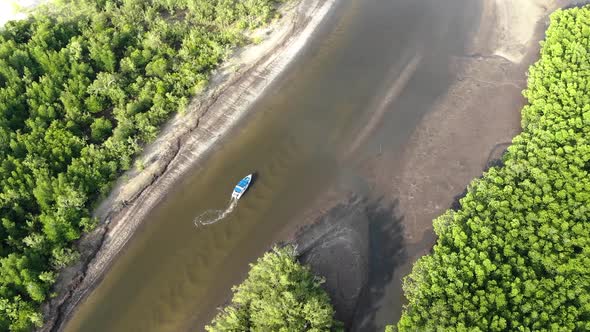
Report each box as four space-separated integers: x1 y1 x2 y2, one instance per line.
293 196 406 330
452 142 510 211
351 198 406 331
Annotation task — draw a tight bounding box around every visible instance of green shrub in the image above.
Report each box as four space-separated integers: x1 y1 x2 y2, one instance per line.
206 246 342 332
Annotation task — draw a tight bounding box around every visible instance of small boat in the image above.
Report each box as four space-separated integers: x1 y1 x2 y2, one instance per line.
232 174 253 200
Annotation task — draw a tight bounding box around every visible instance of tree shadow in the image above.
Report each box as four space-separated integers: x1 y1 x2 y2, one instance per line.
351 197 406 332
451 142 510 211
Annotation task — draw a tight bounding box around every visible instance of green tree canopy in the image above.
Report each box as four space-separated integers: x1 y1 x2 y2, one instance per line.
206 246 342 332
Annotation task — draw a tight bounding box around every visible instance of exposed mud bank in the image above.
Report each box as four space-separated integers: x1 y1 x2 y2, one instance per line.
392 0 560 241
359 0 570 329
39 0 336 330
389 0 567 250
295 196 369 328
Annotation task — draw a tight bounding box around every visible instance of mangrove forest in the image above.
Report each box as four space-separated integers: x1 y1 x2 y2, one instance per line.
0 0 285 330
206 246 341 332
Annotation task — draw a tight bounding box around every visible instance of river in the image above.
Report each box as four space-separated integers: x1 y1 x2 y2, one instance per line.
63 0 481 331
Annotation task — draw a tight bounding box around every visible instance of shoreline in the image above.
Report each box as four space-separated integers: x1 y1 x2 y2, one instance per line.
358 0 567 328
39 0 337 330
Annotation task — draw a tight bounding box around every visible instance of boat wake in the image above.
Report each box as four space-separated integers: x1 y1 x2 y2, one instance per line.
194 199 238 227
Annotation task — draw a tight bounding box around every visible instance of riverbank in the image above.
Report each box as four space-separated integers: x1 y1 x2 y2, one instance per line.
389 0 562 242
365 0 572 328
276 0 571 330
39 0 336 330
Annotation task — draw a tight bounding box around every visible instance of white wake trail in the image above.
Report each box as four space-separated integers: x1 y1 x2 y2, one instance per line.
194 199 238 227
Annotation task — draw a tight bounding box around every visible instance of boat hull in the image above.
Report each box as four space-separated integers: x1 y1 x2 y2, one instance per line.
232 174 253 200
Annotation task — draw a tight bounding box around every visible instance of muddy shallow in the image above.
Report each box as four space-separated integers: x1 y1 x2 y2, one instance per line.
59 0 570 331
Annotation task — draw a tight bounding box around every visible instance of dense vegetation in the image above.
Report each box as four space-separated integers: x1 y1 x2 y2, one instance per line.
206 246 341 332
0 0 285 330
396 6 590 331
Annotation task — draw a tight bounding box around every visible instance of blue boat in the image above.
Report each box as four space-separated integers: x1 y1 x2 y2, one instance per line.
232 174 253 200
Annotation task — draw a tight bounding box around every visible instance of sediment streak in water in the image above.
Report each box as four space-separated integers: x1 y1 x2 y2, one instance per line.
348 51 423 154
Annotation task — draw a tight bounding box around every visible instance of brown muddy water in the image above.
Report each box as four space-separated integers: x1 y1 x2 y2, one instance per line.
63 0 482 331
